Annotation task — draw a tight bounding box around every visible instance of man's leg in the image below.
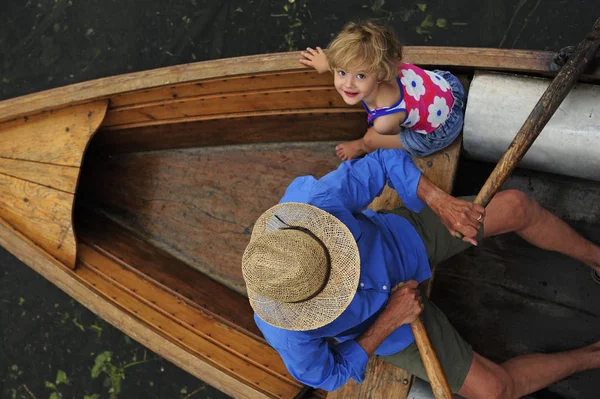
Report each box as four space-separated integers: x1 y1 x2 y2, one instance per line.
459 343 600 398
483 190 600 274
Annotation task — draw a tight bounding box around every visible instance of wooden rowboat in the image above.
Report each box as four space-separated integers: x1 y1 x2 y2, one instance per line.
0 48 599 398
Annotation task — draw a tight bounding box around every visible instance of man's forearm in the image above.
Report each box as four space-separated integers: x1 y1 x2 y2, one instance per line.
356 311 398 355
416 174 450 214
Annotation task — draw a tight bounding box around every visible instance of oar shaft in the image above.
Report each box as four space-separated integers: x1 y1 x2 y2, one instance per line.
411 318 453 398
475 17 600 207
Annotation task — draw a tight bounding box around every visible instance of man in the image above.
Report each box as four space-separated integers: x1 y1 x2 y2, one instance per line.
241 149 600 398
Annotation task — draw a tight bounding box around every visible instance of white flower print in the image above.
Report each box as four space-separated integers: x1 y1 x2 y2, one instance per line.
400 69 426 101
427 96 450 128
402 108 420 128
425 70 450 92
414 129 429 135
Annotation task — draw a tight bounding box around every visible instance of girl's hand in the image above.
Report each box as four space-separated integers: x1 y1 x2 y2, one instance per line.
300 47 330 74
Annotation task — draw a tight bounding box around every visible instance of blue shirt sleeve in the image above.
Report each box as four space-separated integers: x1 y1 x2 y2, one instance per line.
278 337 369 391
318 149 424 213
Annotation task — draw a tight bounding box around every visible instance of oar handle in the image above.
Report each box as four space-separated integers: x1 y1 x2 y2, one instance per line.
454 17 600 240
410 317 453 399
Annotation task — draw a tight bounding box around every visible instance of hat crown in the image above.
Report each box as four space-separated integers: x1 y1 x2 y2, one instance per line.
242 229 329 303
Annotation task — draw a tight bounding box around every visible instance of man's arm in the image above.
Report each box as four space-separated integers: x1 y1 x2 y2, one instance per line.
417 175 486 245
318 149 425 213
260 280 424 392
356 280 423 354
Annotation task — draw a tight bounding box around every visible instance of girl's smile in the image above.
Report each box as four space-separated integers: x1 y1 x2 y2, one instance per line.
333 65 378 105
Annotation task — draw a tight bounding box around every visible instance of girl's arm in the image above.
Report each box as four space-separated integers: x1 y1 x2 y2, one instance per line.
300 47 330 74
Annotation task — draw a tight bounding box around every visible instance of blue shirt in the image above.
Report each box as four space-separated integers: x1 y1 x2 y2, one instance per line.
254 149 432 391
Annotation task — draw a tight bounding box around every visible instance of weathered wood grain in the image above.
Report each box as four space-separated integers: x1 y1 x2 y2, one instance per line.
0 158 79 193
78 142 343 294
0 174 76 267
0 101 107 166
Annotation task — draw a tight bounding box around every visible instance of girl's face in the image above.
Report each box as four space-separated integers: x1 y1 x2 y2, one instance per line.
333 64 379 105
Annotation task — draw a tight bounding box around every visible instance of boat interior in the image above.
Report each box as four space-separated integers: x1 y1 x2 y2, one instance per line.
1 50 597 398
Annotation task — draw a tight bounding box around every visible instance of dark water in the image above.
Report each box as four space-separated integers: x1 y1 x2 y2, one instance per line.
1 1 598 398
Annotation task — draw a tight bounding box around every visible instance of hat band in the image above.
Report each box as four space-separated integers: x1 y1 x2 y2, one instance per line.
278 225 332 303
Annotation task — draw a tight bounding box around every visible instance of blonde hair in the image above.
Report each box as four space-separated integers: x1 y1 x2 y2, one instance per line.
327 20 403 82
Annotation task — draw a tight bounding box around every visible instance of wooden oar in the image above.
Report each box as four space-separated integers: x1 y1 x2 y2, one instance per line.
457 16 600 227
411 317 453 398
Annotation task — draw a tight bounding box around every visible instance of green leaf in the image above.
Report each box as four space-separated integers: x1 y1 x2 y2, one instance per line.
50 393 61 399
436 18 448 29
84 395 100 399
91 351 112 378
420 14 434 28
72 317 85 332
45 381 57 390
56 369 70 385
18 297 25 305
416 3 426 11
181 387 188 394
234 7 243 12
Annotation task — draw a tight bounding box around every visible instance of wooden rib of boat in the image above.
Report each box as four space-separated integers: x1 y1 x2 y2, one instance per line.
0 47 598 399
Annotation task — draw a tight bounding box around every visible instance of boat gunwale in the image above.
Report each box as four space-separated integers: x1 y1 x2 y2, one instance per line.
2 47 597 125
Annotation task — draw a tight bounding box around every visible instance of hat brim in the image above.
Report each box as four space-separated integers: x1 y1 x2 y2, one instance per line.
246 202 360 331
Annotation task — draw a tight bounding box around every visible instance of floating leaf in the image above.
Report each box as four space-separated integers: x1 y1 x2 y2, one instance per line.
415 26 424 35
436 18 448 29
420 14 434 28
56 369 70 385
416 3 426 11
18 297 24 306
45 381 57 390
72 317 85 332
92 351 112 378
85 28 94 36
84 395 100 399
234 7 243 12
50 393 60 399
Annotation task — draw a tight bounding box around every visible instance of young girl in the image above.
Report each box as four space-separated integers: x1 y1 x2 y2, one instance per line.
300 20 466 160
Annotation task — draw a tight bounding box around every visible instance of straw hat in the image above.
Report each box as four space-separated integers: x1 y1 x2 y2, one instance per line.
242 202 360 331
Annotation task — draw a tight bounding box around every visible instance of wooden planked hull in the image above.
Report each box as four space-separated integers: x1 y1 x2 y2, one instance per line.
0 48 598 398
